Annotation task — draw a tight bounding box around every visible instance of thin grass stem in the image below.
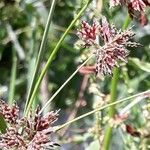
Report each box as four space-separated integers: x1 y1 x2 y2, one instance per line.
54 90 150 132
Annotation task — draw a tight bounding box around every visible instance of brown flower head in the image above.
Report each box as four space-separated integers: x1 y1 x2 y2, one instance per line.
22 107 59 134
0 99 19 124
77 16 139 76
0 100 60 150
0 127 26 150
36 110 59 131
28 129 60 150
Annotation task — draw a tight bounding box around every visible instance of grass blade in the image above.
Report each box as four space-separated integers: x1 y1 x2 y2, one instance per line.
8 48 17 105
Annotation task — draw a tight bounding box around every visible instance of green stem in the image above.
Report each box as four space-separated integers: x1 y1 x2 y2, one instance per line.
103 68 119 149
24 0 57 112
25 1 91 116
103 15 130 150
122 15 131 30
54 90 150 132
8 48 17 105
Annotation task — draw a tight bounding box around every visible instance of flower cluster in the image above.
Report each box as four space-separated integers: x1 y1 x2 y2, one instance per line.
77 20 99 46
109 0 149 11
110 0 150 25
0 100 60 150
77 16 139 76
0 100 19 124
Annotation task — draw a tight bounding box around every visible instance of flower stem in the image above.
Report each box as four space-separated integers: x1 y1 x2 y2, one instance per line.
103 15 130 150
54 90 150 132
24 1 91 116
39 55 93 114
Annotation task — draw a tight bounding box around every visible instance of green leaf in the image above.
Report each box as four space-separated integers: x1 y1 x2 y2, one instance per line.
129 57 150 73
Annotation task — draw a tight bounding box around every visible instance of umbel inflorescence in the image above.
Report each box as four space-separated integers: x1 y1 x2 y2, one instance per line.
0 100 60 150
77 16 140 76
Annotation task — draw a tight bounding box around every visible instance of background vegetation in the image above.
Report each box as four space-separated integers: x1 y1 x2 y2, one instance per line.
0 0 150 149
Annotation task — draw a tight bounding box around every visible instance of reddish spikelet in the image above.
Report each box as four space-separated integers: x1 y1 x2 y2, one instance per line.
130 0 146 11
77 20 100 46
28 129 60 150
95 45 129 76
0 127 26 150
0 100 19 124
34 109 59 131
99 16 113 43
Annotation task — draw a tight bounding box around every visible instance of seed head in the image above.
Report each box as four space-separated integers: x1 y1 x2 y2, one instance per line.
0 100 60 150
0 100 19 124
77 16 139 76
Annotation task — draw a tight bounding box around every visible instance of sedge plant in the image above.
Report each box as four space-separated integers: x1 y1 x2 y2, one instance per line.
0 0 150 149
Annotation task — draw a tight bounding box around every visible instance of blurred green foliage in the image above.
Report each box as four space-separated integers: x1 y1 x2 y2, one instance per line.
0 0 150 149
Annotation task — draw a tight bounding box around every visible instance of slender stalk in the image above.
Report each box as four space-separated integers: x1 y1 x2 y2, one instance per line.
103 15 130 150
103 68 119 149
24 0 57 112
60 75 89 136
39 55 93 114
54 90 150 132
25 1 91 116
8 48 17 105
